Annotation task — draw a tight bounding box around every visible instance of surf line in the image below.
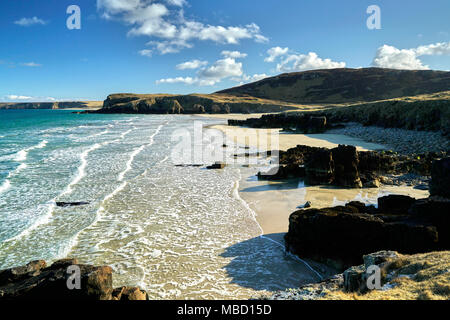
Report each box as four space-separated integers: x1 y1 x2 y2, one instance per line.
0 140 48 195
4 126 136 243
232 170 324 281
59 123 166 258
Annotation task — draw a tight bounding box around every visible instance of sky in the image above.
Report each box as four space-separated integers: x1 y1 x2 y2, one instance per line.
0 0 449 102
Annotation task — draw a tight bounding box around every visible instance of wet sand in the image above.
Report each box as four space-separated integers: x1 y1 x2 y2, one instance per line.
206 115 428 236
238 171 429 235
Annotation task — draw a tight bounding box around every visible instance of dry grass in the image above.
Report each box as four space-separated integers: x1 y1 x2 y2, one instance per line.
321 251 450 300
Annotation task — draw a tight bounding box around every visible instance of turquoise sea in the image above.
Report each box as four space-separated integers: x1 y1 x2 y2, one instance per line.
0 109 319 299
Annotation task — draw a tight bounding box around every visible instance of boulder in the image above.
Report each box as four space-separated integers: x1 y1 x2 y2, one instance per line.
305 149 334 185
206 162 226 169
332 145 362 188
0 259 148 300
56 202 90 207
377 195 416 215
112 286 148 300
285 205 438 269
429 157 450 198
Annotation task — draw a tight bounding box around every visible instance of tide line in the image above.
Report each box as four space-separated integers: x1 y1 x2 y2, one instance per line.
232 170 323 281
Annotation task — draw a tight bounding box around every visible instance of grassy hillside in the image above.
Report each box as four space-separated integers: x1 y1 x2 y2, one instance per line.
217 68 450 104
97 92 315 114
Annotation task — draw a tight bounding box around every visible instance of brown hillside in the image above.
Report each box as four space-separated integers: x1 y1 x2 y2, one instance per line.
217 68 450 104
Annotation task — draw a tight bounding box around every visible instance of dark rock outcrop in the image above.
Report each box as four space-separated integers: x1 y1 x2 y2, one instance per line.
0 259 148 300
56 202 90 207
430 157 450 198
258 144 444 188
285 203 439 269
228 113 330 133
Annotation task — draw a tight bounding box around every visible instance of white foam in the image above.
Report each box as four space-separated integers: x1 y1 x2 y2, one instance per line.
0 179 11 193
14 140 48 162
233 170 324 281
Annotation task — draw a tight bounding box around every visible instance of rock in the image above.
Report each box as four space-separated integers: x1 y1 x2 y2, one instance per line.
362 250 399 270
305 149 334 185
413 184 429 191
297 201 311 209
343 265 365 292
307 116 327 133
285 205 438 269
0 259 148 300
363 178 380 188
0 260 47 287
429 157 450 198
332 145 362 188
409 197 450 248
56 202 90 207
377 195 416 215
112 286 148 300
206 162 226 169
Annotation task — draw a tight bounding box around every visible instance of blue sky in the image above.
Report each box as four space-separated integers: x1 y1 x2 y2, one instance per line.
1 0 449 101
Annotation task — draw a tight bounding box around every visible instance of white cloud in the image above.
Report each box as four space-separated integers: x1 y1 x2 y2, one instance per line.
176 59 208 70
240 73 269 83
2 95 58 102
138 49 153 57
264 47 345 72
276 52 346 72
5 95 33 100
157 56 244 86
97 0 267 54
221 50 247 59
20 62 42 67
372 42 450 70
14 17 47 26
265 46 289 62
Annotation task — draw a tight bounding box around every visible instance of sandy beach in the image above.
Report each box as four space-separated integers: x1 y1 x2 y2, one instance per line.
205 114 430 235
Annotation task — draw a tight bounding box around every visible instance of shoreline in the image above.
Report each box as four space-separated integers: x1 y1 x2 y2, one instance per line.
204 114 430 237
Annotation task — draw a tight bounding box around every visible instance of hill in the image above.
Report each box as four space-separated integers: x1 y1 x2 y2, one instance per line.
217 68 450 104
95 93 304 114
0 101 103 110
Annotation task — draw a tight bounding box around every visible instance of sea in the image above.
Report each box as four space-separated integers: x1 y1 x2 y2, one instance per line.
0 109 320 299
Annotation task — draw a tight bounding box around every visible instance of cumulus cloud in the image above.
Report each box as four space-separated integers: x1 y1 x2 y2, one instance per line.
264 47 345 72
265 46 289 62
14 17 47 26
97 0 267 54
157 53 248 86
176 59 208 70
372 42 450 70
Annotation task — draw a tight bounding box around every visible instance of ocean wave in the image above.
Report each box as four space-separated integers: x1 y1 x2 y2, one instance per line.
14 140 48 162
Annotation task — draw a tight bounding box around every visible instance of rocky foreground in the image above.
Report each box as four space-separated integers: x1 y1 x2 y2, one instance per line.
263 250 450 300
0 258 148 300
268 157 450 300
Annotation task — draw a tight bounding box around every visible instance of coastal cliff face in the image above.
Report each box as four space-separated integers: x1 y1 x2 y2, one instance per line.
228 91 450 135
0 101 102 110
96 93 298 114
218 68 450 104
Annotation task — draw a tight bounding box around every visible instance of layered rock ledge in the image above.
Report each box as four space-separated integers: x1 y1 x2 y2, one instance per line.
284 157 450 270
258 144 445 189
0 258 148 300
